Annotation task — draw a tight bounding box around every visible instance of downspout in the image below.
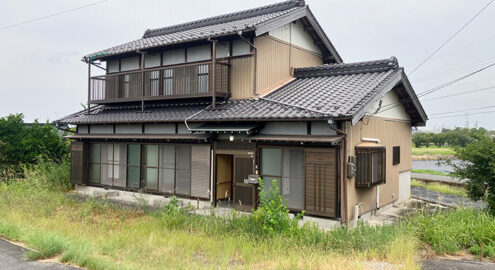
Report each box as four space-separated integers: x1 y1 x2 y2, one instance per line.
208 39 217 109
87 60 91 115
137 51 146 112
238 31 257 96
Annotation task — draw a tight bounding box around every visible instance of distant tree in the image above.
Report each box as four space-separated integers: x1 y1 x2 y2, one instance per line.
452 134 495 213
0 114 69 180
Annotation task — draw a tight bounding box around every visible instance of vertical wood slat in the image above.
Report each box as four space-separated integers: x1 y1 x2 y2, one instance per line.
191 145 211 199
91 61 229 103
70 141 87 185
304 149 337 218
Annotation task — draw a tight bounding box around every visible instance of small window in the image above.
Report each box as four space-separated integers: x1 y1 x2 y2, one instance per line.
149 71 160 96
163 69 174 95
123 74 130 98
197 64 209 93
393 146 400 165
355 147 386 188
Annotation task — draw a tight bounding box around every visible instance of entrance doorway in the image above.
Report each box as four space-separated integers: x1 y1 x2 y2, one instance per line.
215 154 233 201
215 152 256 211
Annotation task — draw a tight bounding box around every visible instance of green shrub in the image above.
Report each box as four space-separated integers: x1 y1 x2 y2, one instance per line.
469 243 495 259
251 178 302 235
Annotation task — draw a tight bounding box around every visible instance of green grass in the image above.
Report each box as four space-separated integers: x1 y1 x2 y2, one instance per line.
2 163 495 269
404 208 495 257
0 163 419 270
411 169 449 176
412 147 455 156
411 179 467 197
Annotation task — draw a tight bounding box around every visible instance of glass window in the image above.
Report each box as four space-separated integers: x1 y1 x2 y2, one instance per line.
101 144 114 186
175 145 191 195
88 143 101 184
127 144 141 189
282 149 305 209
163 69 174 95
197 64 209 94
144 145 159 190
159 144 175 194
113 144 127 188
261 148 282 176
355 147 386 188
260 148 305 210
149 71 160 96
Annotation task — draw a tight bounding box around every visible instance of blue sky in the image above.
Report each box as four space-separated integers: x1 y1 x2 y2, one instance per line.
1 0 494 130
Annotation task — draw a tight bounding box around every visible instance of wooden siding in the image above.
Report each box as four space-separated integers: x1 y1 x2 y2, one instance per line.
70 141 87 185
255 36 323 94
230 56 254 98
304 148 338 218
345 117 412 220
191 145 211 199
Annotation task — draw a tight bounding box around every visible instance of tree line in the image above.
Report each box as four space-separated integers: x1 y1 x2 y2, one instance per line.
0 114 69 180
412 127 491 148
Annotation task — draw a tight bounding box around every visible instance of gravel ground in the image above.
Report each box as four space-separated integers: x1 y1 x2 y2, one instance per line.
0 239 79 270
411 186 486 209
411 172 467 185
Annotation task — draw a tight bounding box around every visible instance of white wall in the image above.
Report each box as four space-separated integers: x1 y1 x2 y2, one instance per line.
368 90 411 121
120 56 140 71
260 122 307 135
187 45 211 62
145 53 161 68
163 48 185 66
398 170 411 204
268 20 322 54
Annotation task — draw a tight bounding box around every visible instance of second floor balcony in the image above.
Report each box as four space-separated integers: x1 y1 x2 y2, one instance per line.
89 62 229 104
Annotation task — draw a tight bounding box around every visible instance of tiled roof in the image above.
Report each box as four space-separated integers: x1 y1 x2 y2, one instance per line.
265 57 403 118
55 99 324 125
86 0 305 60
56 103 207 125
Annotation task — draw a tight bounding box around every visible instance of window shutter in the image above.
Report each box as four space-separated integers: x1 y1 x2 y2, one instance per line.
70 141 87 185
191 145 211 199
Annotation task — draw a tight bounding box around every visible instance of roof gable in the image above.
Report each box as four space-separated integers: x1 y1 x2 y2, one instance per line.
143 0 305 38
264 57 428 126
85 0 341 63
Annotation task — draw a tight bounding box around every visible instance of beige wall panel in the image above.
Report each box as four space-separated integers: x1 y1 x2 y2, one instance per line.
291 46 323 68
255 36 290 92
345 117 412 220
255 36 323 94
230 56 254 98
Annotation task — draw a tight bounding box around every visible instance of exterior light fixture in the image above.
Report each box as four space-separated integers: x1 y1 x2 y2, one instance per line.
229 135 234 141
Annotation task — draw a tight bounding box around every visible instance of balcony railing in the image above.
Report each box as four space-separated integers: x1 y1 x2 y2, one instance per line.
89 62 229 104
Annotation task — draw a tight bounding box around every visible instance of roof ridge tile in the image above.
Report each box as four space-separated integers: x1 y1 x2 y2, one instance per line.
294 57 398 78
143 0 305 38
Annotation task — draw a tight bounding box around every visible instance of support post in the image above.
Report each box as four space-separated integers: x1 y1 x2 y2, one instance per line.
87 62 91 115
211 40 217 109
140 52 145 111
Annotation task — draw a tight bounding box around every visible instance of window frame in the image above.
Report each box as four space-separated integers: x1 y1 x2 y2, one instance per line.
259 146 305 210
355 146 386 188
392 146 400 165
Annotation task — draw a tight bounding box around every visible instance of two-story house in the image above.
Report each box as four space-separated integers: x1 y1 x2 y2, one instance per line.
55 0 427 223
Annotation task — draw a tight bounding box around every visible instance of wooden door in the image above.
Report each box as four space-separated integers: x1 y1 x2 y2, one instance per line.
304 149 338 218
233 157 255 211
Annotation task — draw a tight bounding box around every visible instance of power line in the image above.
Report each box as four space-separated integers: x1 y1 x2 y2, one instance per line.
422 86 495 102
429 105 495 116
375 60 495 114
430 110 495 119
408 0 494 76
0 0 109 31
